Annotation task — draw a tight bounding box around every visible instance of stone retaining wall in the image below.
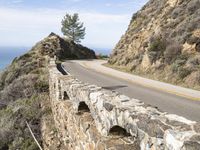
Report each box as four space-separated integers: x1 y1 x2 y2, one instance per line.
49 59 200 150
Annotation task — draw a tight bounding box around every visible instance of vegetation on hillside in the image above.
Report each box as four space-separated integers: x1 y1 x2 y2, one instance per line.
0 49 49 149
109 0 200 90
0 33 96 149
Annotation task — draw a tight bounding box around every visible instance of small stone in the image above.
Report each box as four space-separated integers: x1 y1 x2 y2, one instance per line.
193 122 200 133
190 135 200 142
126 123 138 136
137 115 171 138
121 100 129 103
103 102 114 111
195 42 200 52
166 119 192 131
182 141 200 150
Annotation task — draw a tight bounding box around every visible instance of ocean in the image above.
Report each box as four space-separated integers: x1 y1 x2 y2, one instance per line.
0 47 29 71
0 47 111 71
93 48 111 55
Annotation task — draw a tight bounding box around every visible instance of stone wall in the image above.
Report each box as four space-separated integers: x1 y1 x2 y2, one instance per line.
49 59 200 150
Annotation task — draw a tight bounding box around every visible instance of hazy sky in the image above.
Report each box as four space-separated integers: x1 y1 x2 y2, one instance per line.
0 0 148 49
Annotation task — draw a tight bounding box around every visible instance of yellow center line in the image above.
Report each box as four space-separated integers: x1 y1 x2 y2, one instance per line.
80 61 200 101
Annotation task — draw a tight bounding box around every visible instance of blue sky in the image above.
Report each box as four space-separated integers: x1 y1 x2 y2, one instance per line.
0 0 148 50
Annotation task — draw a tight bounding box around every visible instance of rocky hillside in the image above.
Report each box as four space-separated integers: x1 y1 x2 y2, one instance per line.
109 0 200 90
0 33 95 150
33 32 96 60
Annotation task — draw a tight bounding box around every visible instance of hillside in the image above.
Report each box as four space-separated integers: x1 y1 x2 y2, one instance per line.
0 33 95 150
109 0 200 90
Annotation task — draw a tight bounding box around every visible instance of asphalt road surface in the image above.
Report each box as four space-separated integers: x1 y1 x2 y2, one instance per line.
63 61 200 121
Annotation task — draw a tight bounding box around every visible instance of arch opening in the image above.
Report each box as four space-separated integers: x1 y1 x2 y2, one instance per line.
109 125 131 137
63 91 69 100
78 102 90 113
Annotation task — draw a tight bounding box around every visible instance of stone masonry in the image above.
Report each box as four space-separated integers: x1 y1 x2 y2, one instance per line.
49 59 200 150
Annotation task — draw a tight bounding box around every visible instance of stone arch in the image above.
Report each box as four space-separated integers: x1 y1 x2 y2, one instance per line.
109 125 130 137
63 91 69 100
78 102 90 113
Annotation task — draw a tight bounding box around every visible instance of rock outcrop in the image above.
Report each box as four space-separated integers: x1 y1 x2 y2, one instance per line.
49 59 200 150
32 32 96 60
109 0 200 90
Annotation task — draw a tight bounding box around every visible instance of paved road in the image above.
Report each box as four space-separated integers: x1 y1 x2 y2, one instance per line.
63 61 200 121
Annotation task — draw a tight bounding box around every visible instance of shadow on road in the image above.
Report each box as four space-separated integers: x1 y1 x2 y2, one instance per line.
102 85 128 90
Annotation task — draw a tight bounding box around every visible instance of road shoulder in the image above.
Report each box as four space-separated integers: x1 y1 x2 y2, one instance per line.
72 59 200 101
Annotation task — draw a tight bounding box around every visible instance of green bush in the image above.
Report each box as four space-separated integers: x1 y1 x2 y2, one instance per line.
9 137 38 150
21 139 38 150
0 94 45 150
177 67 192 79
148 36 167 52
97 53 109 59
171 59 186 73
34 79 49 93
18 53 32 60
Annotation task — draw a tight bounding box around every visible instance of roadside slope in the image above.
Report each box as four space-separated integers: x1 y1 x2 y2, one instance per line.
75 60 200 100
0 33 96 150
109 0 200 90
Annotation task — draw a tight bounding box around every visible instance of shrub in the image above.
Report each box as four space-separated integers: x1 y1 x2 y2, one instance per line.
0 71 8 90
186 55 200 71
188 56 200 66
177 67 192 79
131 13 138 23
96 53 109 59
164 43 182 64
177 53 189 61
148 36 167 52
187 0 200 14
34 80 49 93
21 138 38 150
187 21 199 32
147 51 158 63
185 71 200 87
171 7 184 19
0 94 46 150
1 74 38 103
187 36 200 45
18 53 32 61
171 58 187 73
171 53 190 78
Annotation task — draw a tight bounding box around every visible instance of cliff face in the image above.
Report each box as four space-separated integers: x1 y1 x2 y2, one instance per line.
0 33 96 149
109 0 200 89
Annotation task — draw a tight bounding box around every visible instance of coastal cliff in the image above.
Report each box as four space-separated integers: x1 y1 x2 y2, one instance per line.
0 33 95 149
109 0 200 90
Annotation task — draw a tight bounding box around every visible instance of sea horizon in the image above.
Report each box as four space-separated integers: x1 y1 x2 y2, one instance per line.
0 46 111 71
0 46 30 71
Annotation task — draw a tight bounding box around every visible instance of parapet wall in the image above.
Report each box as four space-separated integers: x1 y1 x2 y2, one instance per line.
49 59 200 150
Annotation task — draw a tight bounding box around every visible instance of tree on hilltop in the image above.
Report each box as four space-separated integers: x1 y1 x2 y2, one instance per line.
61 13 86 43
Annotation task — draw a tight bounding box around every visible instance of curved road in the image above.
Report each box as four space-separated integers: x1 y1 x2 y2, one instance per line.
63 60 200 121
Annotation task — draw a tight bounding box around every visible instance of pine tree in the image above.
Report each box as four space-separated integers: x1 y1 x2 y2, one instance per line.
61 13 86 43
